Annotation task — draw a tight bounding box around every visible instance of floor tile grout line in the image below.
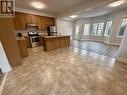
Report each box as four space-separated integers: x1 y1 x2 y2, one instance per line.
0 73 7 95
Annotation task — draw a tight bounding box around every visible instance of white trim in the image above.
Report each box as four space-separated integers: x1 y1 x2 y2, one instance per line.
104 42 120 46
0 42 12 73
116 57 127 63
117 36 123 38
15 8 55 17
0 73 7 95
117 17 127 38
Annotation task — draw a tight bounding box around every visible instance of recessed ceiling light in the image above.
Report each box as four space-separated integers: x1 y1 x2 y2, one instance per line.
31 2 46 9
108 0 125 7
70 15 78 18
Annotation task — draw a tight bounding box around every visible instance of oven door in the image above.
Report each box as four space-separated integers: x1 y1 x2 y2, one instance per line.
31 37 40 42
30 36 41 47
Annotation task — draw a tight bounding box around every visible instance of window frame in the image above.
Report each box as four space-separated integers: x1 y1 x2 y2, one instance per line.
91 22 105 36
75 25 80 35
104 20 112 37
117 17 127 38
83 23 91 36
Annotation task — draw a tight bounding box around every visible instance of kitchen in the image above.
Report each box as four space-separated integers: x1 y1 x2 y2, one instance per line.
15 12 70 58
1 0 127 95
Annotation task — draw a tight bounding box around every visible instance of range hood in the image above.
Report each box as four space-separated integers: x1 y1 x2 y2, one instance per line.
26 24 38 27
26 24 38 30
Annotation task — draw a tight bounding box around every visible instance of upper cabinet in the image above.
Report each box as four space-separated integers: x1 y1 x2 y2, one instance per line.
45 17 55 27
13 12 55 30
13 12 22 30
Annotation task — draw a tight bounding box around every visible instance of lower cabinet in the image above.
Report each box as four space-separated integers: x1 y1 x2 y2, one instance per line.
17 39 28 58
24 36 31 48
43 36 70 51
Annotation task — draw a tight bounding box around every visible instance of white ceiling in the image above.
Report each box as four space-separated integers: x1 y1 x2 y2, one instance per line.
77 1 127 18
15 0 127 19
15 0 85 14
63 0 127 20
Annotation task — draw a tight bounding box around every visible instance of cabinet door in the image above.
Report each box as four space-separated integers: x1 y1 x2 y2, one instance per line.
25 14 38 24
45 17 55 27
37 16 45 30
37 16 41 30
13 12 22 30
24 36 31 48
25 14 32 24
37 16 47 30
41 17 46 29
29 15 37 24
19 13 27 29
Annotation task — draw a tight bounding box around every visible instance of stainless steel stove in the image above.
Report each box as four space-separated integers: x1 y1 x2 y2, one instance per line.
26 23 41 47
28 32 41 47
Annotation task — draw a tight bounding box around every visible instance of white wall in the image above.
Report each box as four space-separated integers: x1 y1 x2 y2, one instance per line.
56 19 74 37
108 9 127 45
74 9 127 45
0 42 12 73
117 27 127 63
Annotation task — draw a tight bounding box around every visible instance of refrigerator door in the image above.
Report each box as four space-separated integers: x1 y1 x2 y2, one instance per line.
50 26 56 32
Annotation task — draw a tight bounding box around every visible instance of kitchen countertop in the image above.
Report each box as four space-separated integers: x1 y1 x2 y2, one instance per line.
16 37 26 40
42 35 70 38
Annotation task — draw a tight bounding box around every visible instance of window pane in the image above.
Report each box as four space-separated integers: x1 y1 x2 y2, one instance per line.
98 22 104 30
84 24 91 36
93 23 98 29
119 18 127 36
75 25 79 35
98 29 103 36
92 22 104 36
92 23 98 35
105 21 112 36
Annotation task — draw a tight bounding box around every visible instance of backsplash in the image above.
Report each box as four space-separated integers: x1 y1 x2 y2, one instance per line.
16 30 47 36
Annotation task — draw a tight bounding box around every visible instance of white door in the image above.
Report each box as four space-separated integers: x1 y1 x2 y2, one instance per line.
0 41 12 73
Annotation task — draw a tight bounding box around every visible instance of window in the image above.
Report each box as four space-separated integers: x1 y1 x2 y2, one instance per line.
104 21 112 36
84 24 91 36
92 22 104 36
75 25 79 35
118 18 127 37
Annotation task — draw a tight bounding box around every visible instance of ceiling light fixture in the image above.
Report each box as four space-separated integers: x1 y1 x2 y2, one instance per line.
70 15 78 18
31 2 46 9
108 0 125 7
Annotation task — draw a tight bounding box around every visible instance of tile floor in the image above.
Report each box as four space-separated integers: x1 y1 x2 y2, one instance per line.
2 46 127 95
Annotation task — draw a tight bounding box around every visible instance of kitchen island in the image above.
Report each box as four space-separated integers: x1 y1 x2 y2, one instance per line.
43 36 70 51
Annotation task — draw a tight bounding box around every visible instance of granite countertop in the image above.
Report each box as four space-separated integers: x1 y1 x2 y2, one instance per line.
16 37 26 40
42 35 70 38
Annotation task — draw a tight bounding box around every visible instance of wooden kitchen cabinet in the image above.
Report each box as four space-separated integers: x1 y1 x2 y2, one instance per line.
43 36 70 51
37 16 46 30
19 13 27 29
30 15 38 24
24 36 31 48
45 17 55 27
17 39 28 58
13 12 22 30
13 12 55 30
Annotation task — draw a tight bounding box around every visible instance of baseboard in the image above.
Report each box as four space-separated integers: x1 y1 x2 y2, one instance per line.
116 58 127 63
74 39 104 42
104 42 120 46
0 73 7 95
